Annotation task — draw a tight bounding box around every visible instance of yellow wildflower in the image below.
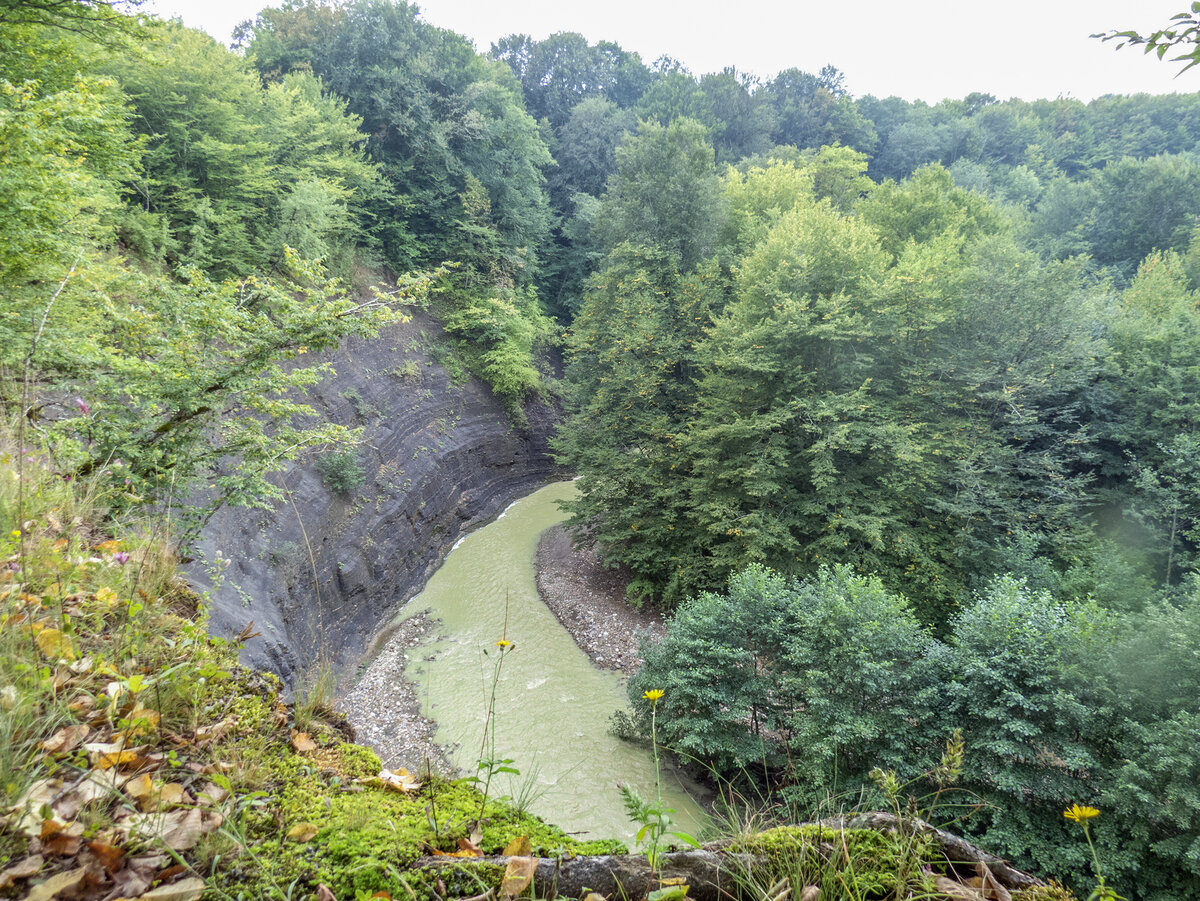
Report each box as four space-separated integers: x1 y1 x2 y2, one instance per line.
495 639 512 648
643 689 664 703
1063 804 1100 823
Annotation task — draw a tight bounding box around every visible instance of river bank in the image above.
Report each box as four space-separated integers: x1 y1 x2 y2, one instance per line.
534 523 666 676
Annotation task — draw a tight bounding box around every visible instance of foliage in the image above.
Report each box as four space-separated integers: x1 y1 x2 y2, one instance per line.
242 0 556 406
593 118 725 269
629 561 1200 899
1094 4 1200 75
0 433 612 900
105 22 381 277
316 448 366 497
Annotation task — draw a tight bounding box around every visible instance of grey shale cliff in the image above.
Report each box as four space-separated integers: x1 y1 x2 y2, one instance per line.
189 309 563 686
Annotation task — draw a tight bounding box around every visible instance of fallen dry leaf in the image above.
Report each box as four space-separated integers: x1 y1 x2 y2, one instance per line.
290 731 317 753
0 854 43 889
11 780 59 836
359 768 421 793
40 818 83 856
500 856 536 900
42 724 90 754
132 875 206 901
316 886 338 901
935 876 984 900
24 865 87 901
35 628 75 660
194 718 235 744
96 748 145 770
124 773 154 800
123 807 210 852
196 782 228 805
287 822 319 843
85 840 125 874
976 862 1013 901
501 835 532 857
158 783 188 807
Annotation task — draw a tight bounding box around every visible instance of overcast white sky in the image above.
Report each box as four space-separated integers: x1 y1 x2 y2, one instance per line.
147 0 1198 103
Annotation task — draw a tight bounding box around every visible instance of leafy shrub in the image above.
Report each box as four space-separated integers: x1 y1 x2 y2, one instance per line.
632 564 1200 899
316 448 365 496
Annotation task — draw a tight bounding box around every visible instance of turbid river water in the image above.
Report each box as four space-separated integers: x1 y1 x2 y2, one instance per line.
398 480 707 843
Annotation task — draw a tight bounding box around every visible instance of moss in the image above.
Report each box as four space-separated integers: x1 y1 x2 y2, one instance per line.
333 742 383 779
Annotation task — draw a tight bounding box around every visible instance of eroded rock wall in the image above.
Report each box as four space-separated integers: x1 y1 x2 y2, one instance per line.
189 311 562 686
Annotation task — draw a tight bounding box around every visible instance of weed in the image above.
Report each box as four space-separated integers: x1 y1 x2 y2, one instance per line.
1064 805 1125 901
293 663 339 735
620 689 699 876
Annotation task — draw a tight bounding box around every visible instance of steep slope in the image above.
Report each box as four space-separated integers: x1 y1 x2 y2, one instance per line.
189 309 563 685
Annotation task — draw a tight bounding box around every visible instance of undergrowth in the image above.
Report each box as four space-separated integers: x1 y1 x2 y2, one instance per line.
0 425 615 901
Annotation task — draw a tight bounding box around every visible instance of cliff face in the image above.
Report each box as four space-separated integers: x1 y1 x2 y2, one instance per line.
189 310 563 686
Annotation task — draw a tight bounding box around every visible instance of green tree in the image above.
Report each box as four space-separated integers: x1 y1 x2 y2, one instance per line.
554 244 722 605
592 118 724 270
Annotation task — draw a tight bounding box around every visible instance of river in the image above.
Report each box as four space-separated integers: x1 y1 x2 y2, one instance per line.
395 479 707 843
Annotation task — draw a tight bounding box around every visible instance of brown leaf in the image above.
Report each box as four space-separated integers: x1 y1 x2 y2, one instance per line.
501 835 532 857
0 854 44 889
456 837 483 857
316 886 338 901
85 840 125 874
40 818 83 857
234 621 262 644
195 718 236 744
23 865 87 901
42 724 90 755
196 782 228 806
133 875 206 901
290 731 317 753
11 780 59 836
935 876 984 900
799 888 820 901
287 823 319 843
500 856 537 900
975 862 1013 901
124 807 207 852
111 865 154 900
72 769 120 808
155 864 188 883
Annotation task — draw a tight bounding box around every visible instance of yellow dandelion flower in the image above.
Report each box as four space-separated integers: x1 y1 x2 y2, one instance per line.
495 639 512 648
1063 804 1100 823
10 530 20 538
643 689 664 702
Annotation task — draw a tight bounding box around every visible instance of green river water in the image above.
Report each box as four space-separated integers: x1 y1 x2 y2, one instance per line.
398 480 708 843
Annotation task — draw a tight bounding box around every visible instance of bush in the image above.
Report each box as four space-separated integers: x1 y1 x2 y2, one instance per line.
316 448 365 496
629 564 943 797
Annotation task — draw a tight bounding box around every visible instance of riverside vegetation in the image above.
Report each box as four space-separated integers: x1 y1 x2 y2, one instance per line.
2 0 1199 898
